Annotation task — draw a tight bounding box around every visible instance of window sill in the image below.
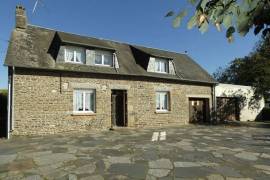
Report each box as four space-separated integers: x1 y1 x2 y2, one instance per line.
154 71 169 74
72 112 96 116
155 110 171 114
65 61 83 64
94 64 114 68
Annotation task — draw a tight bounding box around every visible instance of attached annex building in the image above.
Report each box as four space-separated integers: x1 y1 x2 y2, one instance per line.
4 6 217 136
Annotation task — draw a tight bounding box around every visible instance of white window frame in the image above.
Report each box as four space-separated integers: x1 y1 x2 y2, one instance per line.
64 47 85 64
73 89 96 114
155 58 169 74
94 50 113 67
156 91 170 112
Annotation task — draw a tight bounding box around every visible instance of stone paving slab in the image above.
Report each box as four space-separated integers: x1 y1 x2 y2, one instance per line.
0 125 270 179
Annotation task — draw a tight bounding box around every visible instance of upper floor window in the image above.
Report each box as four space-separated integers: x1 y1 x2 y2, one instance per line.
65 47 85 64
155 58 169 73
94 50 113 67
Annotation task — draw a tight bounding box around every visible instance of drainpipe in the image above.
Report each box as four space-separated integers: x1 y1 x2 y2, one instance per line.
7 69 11 139
212 84 217 123
7 66 14 139
113 53 118 73
11 67 15 131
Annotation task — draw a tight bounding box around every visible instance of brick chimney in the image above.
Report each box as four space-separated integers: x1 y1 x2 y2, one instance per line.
15 5 27 29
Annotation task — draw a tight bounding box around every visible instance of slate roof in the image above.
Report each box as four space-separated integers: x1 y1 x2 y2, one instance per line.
4 25 217 84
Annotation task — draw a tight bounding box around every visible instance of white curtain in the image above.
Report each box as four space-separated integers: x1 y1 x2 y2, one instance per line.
104 54 113 66
156 93 160 110
156 92 168 110
163 93 168 110
95 53 102 64
66 49 74 62
75 51 82 63
85 92 91 111
76 91 83 111
155 60 160 72
160 93 165 109
161 62 165 72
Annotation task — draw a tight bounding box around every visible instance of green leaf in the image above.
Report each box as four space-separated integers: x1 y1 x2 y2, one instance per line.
200 0 209 11
223 14 232 29
165 11 174 17
227 3 238 15
244 0 260 11
237 13 251 36
199 21 209 34
172 10 188 28
226 26 236 38
187 14 198 29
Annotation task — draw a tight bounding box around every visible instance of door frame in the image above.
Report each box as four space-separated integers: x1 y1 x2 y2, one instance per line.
188 97 210 123
111 89 128 127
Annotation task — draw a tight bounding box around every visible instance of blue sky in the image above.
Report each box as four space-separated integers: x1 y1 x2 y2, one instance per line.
0 0 260 89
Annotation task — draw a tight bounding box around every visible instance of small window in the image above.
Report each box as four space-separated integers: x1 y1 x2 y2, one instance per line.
155 58 169 73
94 50 113 66
156 91 170 111
74 89 95 113
65 47 85 64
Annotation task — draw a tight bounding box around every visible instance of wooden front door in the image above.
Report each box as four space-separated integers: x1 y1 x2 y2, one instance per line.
111 90 127 127
189 98 210 123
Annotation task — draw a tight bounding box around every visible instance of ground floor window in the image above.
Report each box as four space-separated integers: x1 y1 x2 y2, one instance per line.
156 91 170 111
73 89 95 113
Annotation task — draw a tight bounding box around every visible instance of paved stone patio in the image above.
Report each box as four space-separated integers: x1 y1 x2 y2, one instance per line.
1 125 270 180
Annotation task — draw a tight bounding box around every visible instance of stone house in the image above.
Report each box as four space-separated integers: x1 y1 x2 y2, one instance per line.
4 6 216 136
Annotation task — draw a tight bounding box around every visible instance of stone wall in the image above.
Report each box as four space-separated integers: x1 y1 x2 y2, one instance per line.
12 68 213 135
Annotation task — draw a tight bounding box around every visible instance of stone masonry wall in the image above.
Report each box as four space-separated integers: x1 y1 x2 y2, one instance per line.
12 68 212 135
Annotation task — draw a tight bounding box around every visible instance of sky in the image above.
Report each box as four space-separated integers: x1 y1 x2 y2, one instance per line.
0 0 260 89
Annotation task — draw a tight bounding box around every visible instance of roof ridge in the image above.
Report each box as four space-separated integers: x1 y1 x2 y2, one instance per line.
28 24 186 55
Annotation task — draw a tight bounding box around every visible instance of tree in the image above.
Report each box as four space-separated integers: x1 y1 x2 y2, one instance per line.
166 0 270 42
213 35 270 100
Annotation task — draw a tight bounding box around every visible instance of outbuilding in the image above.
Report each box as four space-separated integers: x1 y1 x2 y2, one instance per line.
215 83 265 122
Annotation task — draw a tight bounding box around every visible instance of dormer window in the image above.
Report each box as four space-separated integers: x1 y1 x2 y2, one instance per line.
94 50 113 67
155 58 169 73
64 46 85 64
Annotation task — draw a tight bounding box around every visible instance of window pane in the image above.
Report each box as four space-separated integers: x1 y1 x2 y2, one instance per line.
155 61 160 72
156 93 160 110
85 93 90 111
75 51 82 63
103 54 113 66
163 93 168 110
156 92 169 110
90 92 95 112
95 53 102 64
155 58 169 73
66 49 74 62
160 93 165 109
160 61 167 72
75 91 83 111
